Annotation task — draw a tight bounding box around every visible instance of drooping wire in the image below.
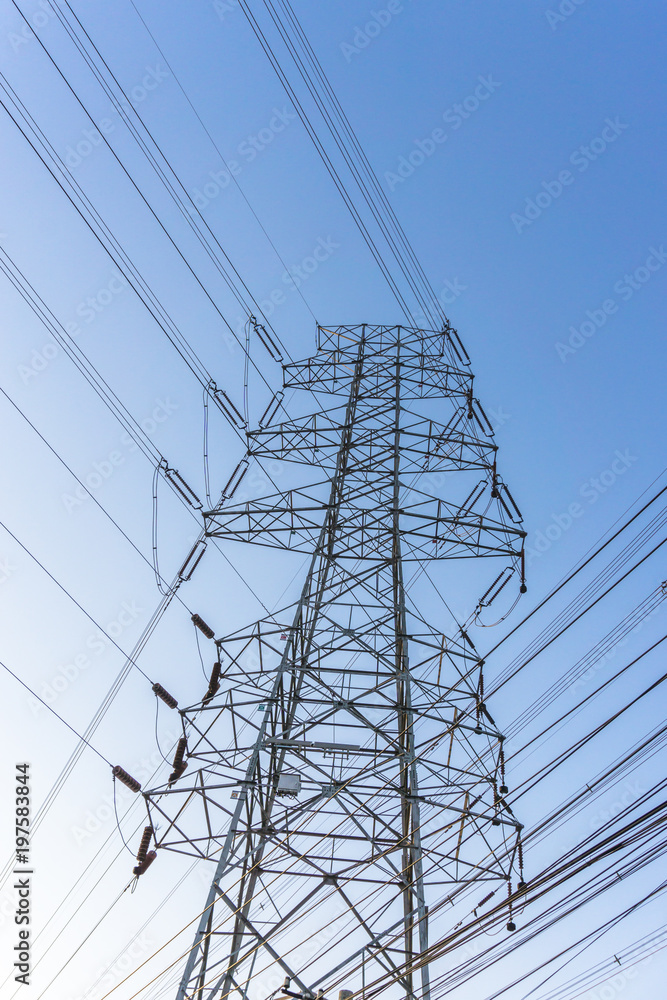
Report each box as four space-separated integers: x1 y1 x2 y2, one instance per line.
203 384 212 508
154 696 174 767
151 461 169 596
0 383 191 606
112 777 136 857
243 317 251 427
193 623 209 682
504 586 667 743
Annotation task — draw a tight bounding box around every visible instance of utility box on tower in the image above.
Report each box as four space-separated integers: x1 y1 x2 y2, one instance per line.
276 772 301 797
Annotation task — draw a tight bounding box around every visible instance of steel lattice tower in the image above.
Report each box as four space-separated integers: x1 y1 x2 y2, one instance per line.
144 324 527 1000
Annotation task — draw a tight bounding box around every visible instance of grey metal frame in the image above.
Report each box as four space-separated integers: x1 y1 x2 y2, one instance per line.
143 325 526 1000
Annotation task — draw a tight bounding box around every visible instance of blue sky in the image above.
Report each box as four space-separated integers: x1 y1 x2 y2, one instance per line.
0 1 665 998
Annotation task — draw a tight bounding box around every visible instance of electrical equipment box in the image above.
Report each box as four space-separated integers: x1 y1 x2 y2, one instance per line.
276 773 301 797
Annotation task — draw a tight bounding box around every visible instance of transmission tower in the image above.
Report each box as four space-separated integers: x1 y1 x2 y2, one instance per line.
143 324 527 1000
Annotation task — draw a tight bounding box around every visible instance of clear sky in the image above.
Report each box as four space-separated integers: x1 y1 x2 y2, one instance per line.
0 1 665 998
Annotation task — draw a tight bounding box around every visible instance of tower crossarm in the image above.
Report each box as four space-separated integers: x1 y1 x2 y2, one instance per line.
247 409 496 473
204 488 525 560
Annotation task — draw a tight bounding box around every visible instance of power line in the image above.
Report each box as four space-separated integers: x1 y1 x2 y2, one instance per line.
483 478 667 662
0 656 111 765
263 0 446 325
0 382 195 611
236 1 418 322
488 533 667 697
19 0 297 368
125 0 319 326
0 515 156 684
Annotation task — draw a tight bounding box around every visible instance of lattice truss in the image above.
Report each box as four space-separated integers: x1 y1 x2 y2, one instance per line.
143 325 527 1000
